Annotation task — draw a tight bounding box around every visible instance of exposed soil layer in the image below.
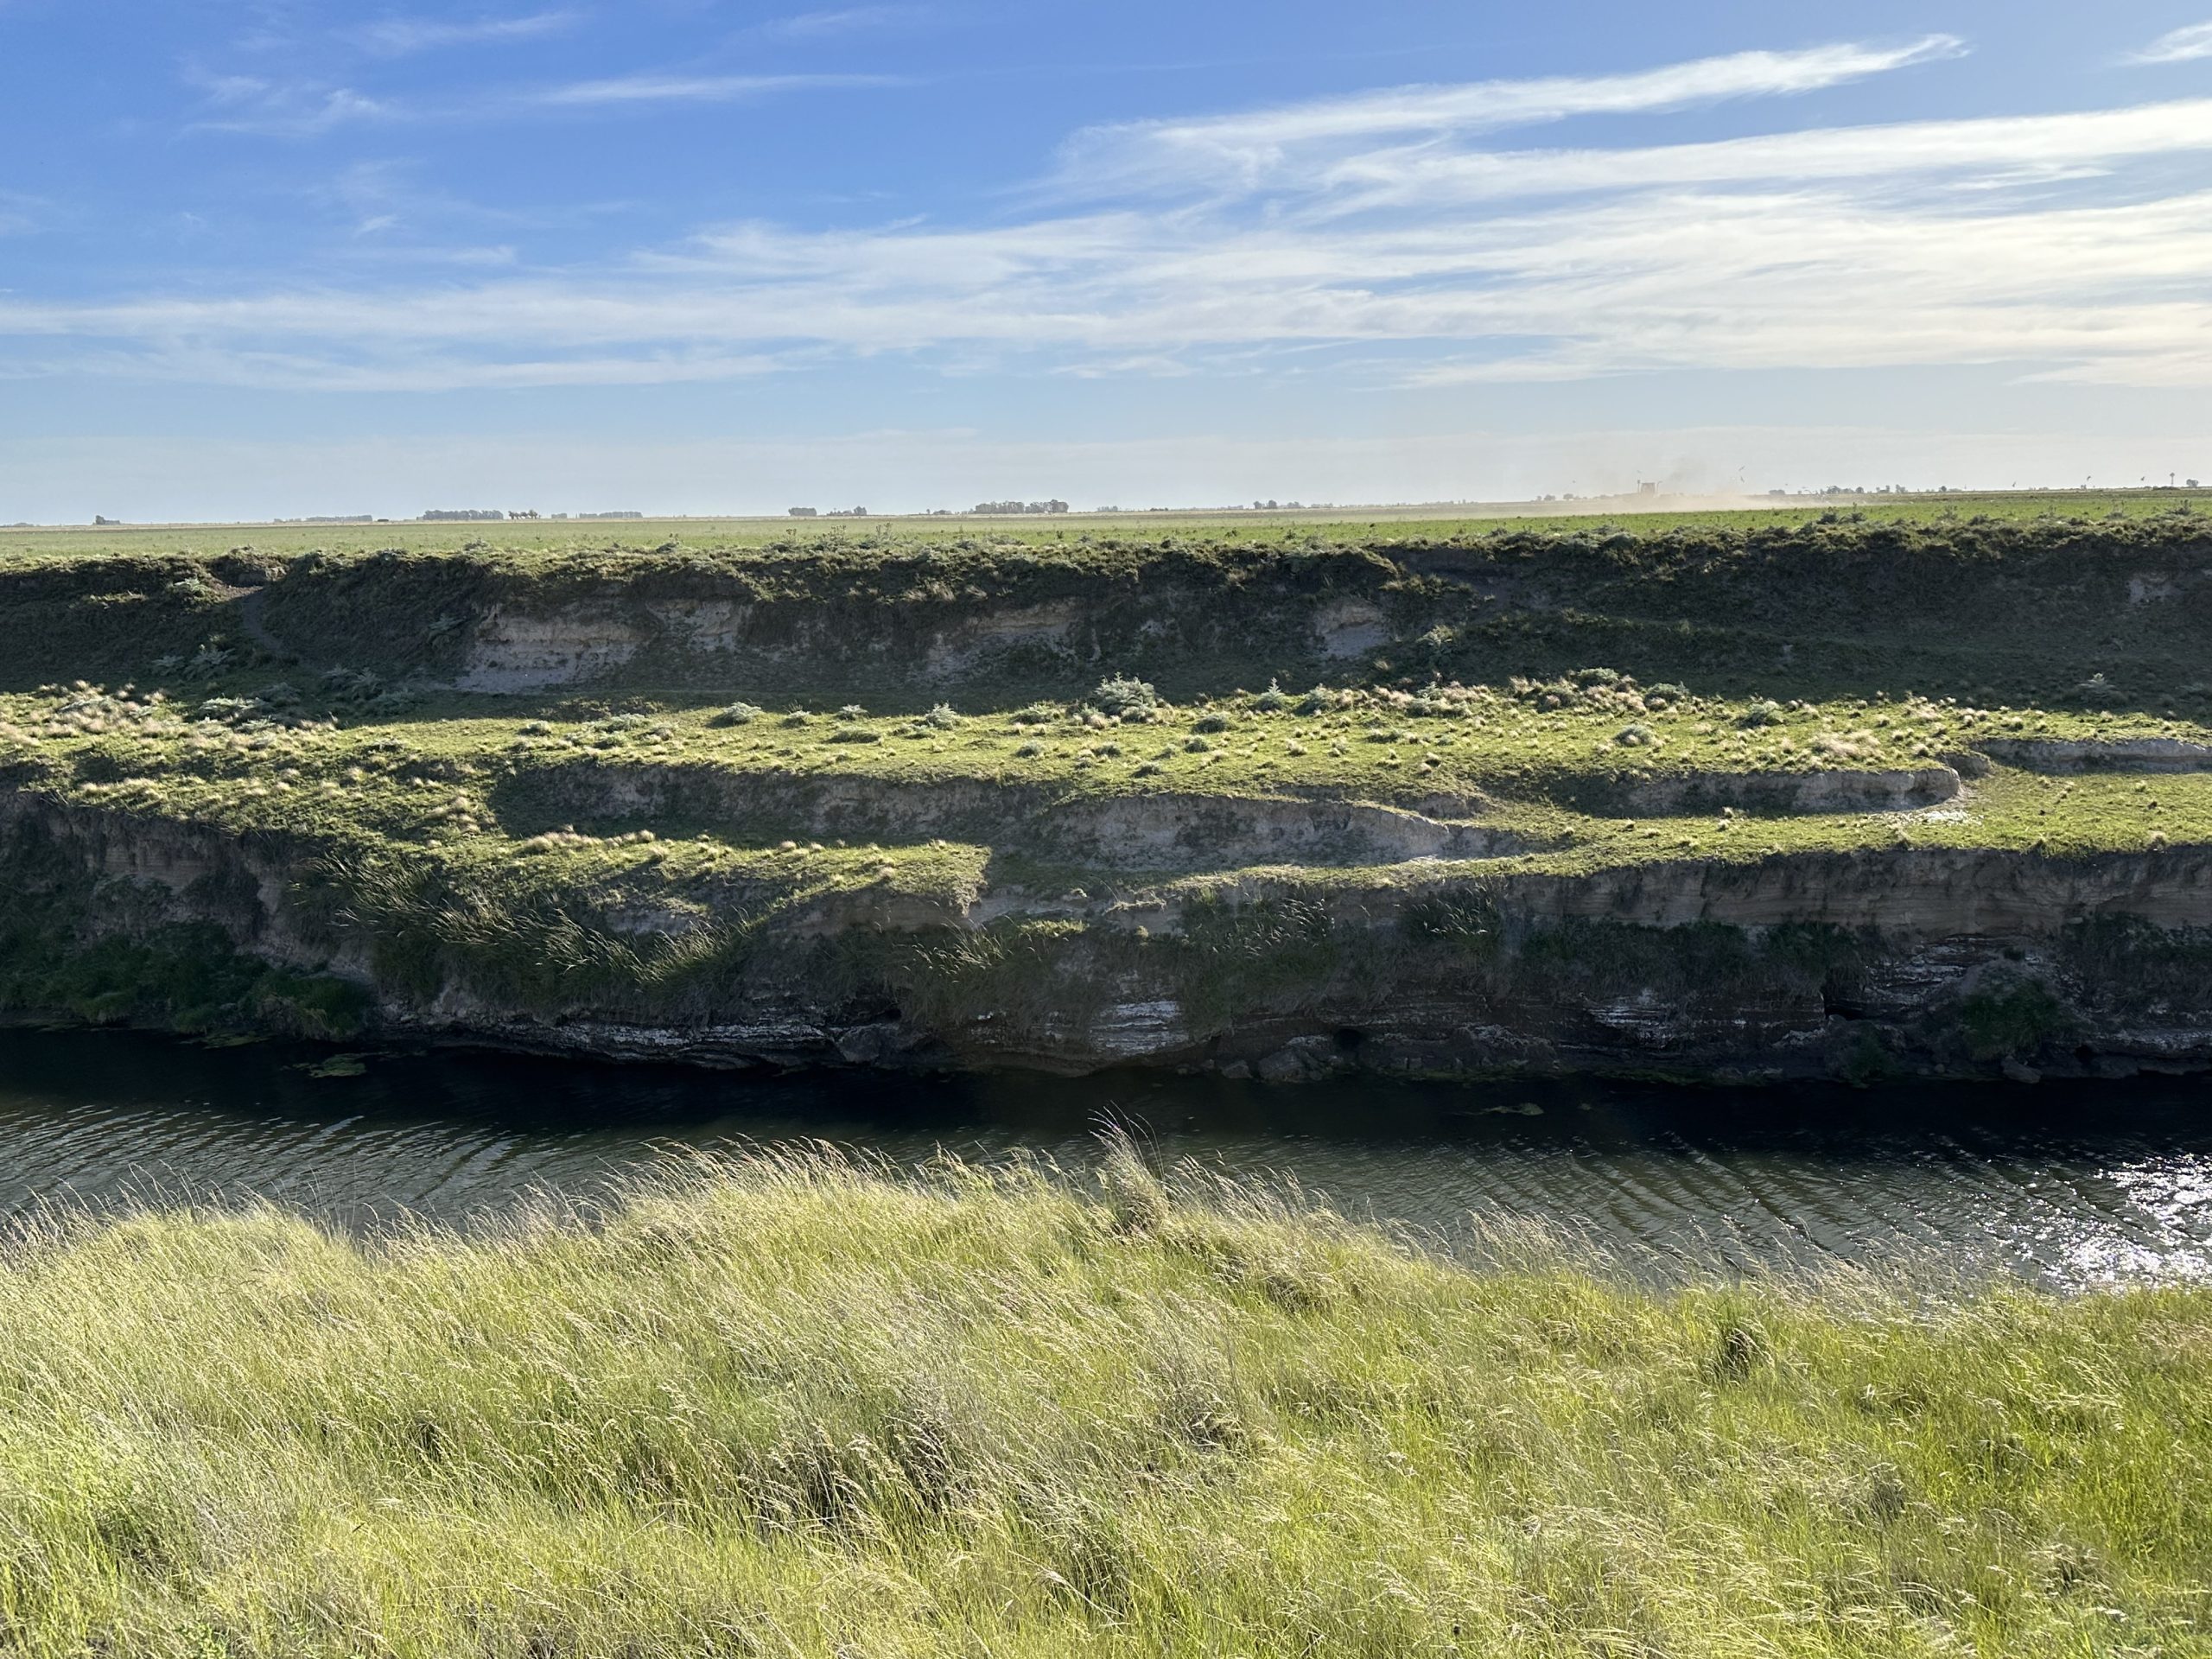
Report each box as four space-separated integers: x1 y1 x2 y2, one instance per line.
10 784 2212 1088
1980 738 2212 772
497 762 1527 871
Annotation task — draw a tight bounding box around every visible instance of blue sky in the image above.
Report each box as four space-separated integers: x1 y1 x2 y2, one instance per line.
3 1 2212 520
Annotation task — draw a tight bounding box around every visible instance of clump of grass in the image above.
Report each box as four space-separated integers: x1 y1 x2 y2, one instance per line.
708 701 763 727
0 1151 2202 1656
925 702 963 729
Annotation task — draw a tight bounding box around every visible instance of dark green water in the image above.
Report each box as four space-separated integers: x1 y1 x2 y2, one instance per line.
0 1027 2208 1288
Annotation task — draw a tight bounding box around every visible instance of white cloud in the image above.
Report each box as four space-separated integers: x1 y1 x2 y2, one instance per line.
531 72 897 106
1055 35 1966 195
47 36 2212 392
191 70 898 133
349 10 581 57
760 6 938 41
189 83 397 136
1310 99 2212 211
26 171 2212 391
2131 21 2212 64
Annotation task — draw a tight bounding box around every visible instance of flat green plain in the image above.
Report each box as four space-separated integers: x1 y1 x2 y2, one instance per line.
5 486 2207 561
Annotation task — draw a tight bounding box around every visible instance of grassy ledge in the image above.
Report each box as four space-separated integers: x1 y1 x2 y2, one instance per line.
0 1148 2204 1657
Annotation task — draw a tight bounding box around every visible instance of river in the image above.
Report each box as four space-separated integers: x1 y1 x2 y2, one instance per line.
0 1027 2206 1288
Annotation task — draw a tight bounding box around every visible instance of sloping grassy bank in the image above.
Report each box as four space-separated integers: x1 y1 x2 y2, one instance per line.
2 1149 2204 1656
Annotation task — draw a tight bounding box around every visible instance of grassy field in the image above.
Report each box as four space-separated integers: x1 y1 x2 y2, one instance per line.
3 486 2207 562
0 1147 2201 1657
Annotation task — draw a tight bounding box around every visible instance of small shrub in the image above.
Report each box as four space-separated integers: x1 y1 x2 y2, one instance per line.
1253 681 1291 713
925 703 963 729
1183 737 1212 753
1740 700 1786 728
1014 741 1045 759
836 704 868 722
709 702 763 728
1194 715 1230 734
1643 683 1689 709
1615 723 1656 748
321 668 385 705
830 728 882 745
183 645 235 682
1092 676 1159 720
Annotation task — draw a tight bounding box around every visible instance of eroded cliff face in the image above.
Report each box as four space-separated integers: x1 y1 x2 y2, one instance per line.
10 518 2212 1086
10 786 2211 1088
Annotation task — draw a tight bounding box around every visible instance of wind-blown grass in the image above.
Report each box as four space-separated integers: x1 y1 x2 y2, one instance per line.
0 1147 2203 1656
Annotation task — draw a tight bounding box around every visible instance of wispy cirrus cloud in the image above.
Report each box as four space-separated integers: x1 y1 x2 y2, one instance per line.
347 10 582 58
1309 99 2212 213
191 68 899 133
2129 20 2212 64
531 72 900 106
45 35 2212 394
1054 35 1967 194
760 6 939 41
189 81 397 137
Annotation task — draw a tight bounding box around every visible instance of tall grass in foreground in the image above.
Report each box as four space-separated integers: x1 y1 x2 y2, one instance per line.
0 1147 2203 1657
